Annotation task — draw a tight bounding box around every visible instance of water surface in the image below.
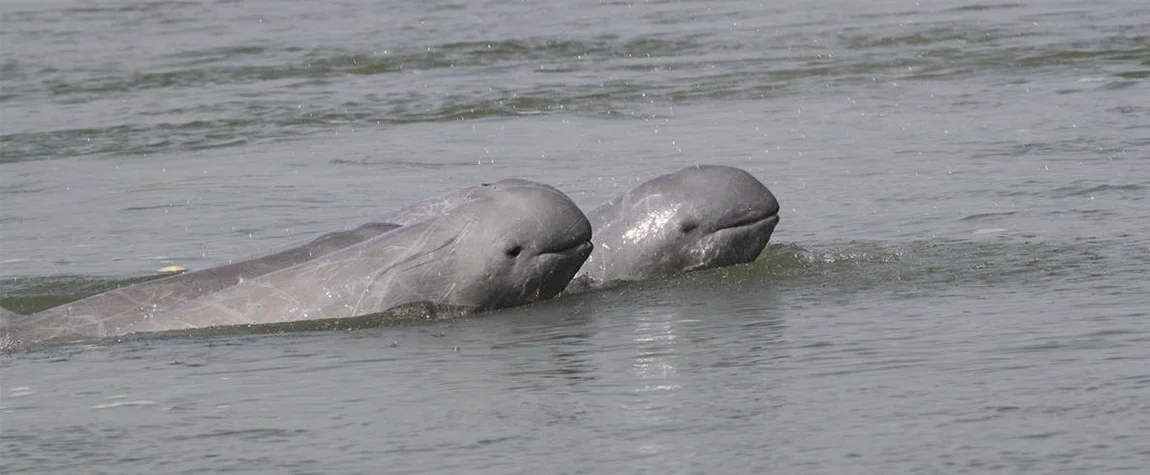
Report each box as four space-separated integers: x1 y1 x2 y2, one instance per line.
2 0 1148 473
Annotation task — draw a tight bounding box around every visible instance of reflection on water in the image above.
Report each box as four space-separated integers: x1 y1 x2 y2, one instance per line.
632 310 682 393
628 308 684 458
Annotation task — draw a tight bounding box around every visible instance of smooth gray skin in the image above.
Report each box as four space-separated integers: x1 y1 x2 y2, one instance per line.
567 165 780 290
1 181 592 350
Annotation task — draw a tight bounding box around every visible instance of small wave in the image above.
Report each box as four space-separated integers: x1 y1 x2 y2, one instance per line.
42 36 701 98
1115 70 1150 79
328 159 454 169
91 400 159 410
959 211 1018 222
952 4 1026 12
689 238 1121 297
1052 183 1147 198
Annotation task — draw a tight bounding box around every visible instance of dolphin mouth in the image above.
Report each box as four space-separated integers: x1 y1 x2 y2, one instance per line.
529 240 594 303
541 240 594 260
718 211 780 233
684 211 779 273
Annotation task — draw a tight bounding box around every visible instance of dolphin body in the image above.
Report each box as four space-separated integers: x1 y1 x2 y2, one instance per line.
1 180 592 350
567 165 780 291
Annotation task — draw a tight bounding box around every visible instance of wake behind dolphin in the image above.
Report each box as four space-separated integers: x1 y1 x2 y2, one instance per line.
568 165 780 290
1 180 592 350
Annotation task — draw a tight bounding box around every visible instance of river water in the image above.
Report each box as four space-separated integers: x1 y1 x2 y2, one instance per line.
1 0 1148 473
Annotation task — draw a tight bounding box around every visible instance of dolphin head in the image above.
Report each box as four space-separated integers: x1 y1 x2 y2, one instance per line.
438 180 593 310
582 165 779 284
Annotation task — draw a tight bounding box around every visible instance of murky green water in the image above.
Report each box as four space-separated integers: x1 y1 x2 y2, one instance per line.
2 0 1148 473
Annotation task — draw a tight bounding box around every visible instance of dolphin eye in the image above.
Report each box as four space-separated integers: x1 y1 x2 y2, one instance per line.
680 221 699 234
505 245 523 258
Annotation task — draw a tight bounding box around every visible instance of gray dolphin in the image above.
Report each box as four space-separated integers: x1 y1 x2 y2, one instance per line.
2 180 592 350
0 178 552 332
568 165 779 290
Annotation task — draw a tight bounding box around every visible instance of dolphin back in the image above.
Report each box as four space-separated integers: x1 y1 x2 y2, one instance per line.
117 219 465 335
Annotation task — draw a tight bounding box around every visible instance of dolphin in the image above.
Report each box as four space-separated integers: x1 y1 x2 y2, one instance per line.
0 179 554 331
1 180 592 350
567 165 779 290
